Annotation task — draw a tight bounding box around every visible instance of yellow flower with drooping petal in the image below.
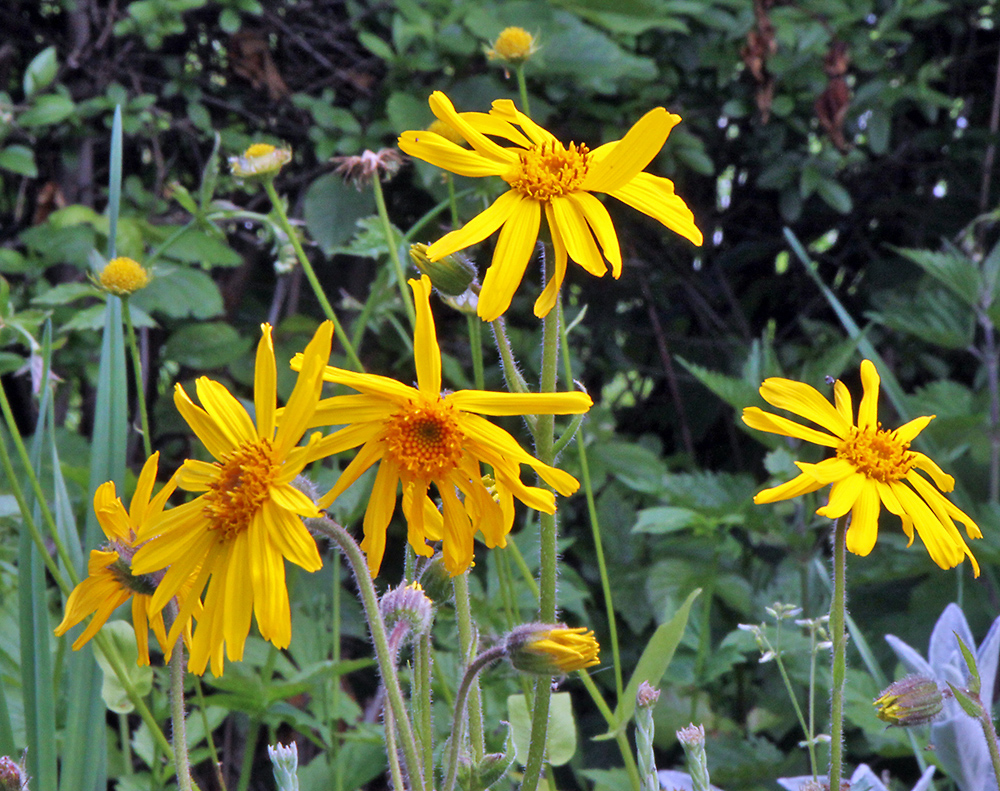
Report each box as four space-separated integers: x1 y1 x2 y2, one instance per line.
743 359 982 575
290 275 592 576
55 453 191 665
397 92 703 321
506 624 600 674
132 322 334 676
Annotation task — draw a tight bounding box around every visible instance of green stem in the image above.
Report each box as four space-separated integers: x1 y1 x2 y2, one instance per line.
577 672 642 791
168 606 194 791
384 703 406 791
262 179 363 372
442 646 507 791
515 65 531 115
236 718 260 791
556 303 622 700
331 554 344 791
521 262 560 791
467 314 485 391
490 317 531 395
313 517 425 791
505 534 539 600
194 677 226 791
772 645 816 779
371 175 416 329
977 707 1000 791
415 633 434 782
829 515 849 791
453 572 485 761
122 300 153 459
445 173 460 228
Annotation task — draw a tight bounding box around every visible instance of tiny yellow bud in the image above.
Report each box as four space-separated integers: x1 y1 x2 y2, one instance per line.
98 256 151 295
485 27 539 65
229 143 292 178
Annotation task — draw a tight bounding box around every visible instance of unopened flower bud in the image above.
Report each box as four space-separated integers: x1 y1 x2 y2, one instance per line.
874 675 945 726
409 243 477 296
0 754 28 791
485 27 539 65
636 681 660 709
505 623 600 675
267 742 299 791
380 581 434 637
417 555 454 603
229 143 292 179
98 256 151 295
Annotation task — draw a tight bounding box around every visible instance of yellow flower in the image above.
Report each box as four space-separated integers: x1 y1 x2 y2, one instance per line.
132 322 334 675
291 275 592 576
98 256 151 295
397 92 703 321
55 453 188 665
506 624 600 674
485 27 538 64
743 359 982 575
229 143 292 178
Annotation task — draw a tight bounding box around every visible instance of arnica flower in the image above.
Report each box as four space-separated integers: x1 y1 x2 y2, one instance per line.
98 256 151 296
874 676 946 727
55 453 185 665
131 322 334 676
229 143 292 179
290 275 592 576
485 27 539 65
743 359 982 575
397 92 703 321
505 624 600 674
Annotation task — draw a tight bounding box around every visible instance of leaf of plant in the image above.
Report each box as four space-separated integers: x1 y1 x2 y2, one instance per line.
163 322 252 369
954 631 981 694
507 691 577 766
0 145 38 177
596 587 701 740
93 622 153 713
890 245 981 306
947 682 982 718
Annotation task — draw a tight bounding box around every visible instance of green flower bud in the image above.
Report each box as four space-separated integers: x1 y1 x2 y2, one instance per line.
409 243 477 296
874 675 945 726
380 581 434 637
505 623 600 675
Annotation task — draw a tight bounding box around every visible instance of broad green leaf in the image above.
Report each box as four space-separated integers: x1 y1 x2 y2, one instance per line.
868 287 974 350
507 691 577 766
590 441 666 493
816 178 852 214
132 266 224 319
163 322 252 369
596 588 700 740
303 174 376 255
93 622 153 713
20 93 75 127
23 46 58 97
0 145 38 177
632 506 701 534
676 355 759 411
32 282 97 307
891 245 981 306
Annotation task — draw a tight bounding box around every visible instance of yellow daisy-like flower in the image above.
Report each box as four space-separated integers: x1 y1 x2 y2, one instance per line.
743 359 982 575
98 256 151 295
291 275 592 576
229 142 292 179
507 624 601 674
55 453 185 665
131 322 334 676
485 27 539 65
397 92 703 321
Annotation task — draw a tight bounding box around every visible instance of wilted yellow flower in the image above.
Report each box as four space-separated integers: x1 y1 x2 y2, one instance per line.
506 624 600 674
229 143 292 178
132 323 334 675
485 27 538 64
98 256 151 295
290 275 592 576
743 359 982 575
54 453 191 665
398 92 702 321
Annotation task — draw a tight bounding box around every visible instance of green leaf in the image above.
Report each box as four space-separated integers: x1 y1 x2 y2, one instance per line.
507 692 577 766
32 282 97 307
890 245 981 306
132 266 223 319
19 93 75 127
632 506 701 534
866 107 890 154
589 441 666 493
303 174 377 255
0 145 38 177
158 227 241 267
868 287 974 350
947 682 982 718
676 355 760 411
357 32 396 61
93 622 153 713
816 178 852 214
23 46 58 98
954 632 981 694
163 323 252 369
596 588 700 740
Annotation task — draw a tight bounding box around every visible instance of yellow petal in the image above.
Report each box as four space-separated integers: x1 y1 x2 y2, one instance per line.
254 324 277 440
221 535 255 659
263 496 323 571
549 195 606 276
741 407 841 448
311 363 417 404
752 471 826 504
195 378 257 447
833 380 853 425
447 389 592 415
582 107 678 194
361 459 400 576
894 414 933 445
908 452 955 492
758 377 852 438
458 110 533 147
175 460 219 492
858 360 880 431
250 508 291 647
796 457 857 485
476 198 540 321
426 189 524 262
892 482 967 571
428 91 519 163
534 205 569 318
129 452 160 526
397 130 511 176
568 191 622 277
93 482 130 541
174 384 233 459
410 276 441 395
306 394 396 428
488 99 557 146
608 172 703 245
845 481 880 556
440 485 475 575
270 482 321 519
815 471 865 518
275 321 333 456
318 439 385 510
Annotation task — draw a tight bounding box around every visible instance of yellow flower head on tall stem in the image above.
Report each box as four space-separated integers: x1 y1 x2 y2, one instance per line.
743 359 982 575
131 322 335 676
290 275 592 576
398 92 703 321
55 452 186 665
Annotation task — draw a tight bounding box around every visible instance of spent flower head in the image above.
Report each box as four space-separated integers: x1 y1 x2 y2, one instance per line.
97 256 151 296
331 148 403 188
485 27 539 65
743 359 982 574
505 623 600 674
229 143 292 179
398 92 702 320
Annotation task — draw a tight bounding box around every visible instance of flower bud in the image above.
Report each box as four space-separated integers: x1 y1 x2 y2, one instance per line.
874 675 945 726
98 256 151 295
380 581 434 637
417 555 454 603
485 27 539 65
409 244 477 297
267 742 299 791
505 623 600 675
229 143 292 179
0 754 28 791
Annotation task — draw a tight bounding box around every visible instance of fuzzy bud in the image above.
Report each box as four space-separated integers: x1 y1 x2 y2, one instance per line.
409 243 477 296
504 623 600 675
380 582 434 638
874 676 946 726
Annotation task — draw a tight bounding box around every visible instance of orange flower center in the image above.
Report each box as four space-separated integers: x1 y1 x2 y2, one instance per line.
382 398 464 480
506 140 590 202
837 425 915 483
202 439 278 538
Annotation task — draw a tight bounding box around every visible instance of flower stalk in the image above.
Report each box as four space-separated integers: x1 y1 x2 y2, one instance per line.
829 514 849 791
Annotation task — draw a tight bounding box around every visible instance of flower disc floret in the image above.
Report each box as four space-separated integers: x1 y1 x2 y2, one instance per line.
203 439 278 538
486 27 538 63
99 256 151 295
507 141 589 201
742 359 982 575
383 397 463 478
